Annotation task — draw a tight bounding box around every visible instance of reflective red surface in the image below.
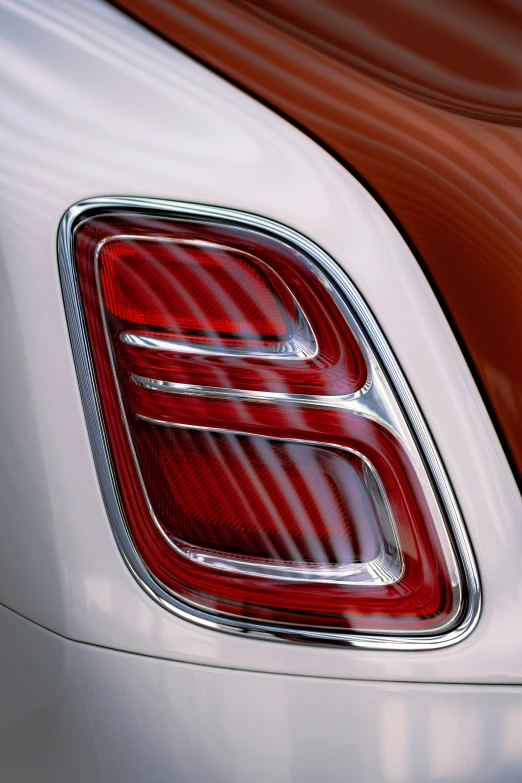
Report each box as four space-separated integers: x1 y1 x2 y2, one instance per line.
74 211 455 634
134 427 383 565
99 239 292 342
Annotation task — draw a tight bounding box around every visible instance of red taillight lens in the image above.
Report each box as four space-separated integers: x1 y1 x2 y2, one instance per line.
81 215 366 396
99 239 293 343
134 426 384 568
68 204 470 641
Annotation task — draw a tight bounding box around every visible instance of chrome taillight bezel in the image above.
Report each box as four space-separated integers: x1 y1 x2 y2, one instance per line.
58 196 480 649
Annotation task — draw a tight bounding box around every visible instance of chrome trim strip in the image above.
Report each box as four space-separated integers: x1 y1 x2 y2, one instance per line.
57 196 481 649
120 330 316 359
130 372 371 404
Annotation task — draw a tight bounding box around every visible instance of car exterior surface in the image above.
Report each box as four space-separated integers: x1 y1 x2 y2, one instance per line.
0 1 521 781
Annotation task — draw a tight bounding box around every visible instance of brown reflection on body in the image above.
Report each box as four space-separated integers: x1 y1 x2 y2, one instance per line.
233 0 522 124
113 0 522 477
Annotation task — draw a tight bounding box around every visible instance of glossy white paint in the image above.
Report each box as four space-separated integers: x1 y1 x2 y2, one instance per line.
3 604 522 783
0 0 520 682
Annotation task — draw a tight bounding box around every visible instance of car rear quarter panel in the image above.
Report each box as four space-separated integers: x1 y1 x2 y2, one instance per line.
0 0 519 685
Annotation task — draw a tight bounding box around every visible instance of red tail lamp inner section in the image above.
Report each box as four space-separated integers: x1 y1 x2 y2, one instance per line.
134 426 382 566
123 395 452 631
99 239 293 342
78 213 367 396
74 210 457 635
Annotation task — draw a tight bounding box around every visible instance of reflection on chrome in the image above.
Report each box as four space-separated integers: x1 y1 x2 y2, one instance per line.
119 323 317 358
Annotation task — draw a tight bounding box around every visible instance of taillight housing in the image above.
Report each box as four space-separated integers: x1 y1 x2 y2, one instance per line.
59 198 479 647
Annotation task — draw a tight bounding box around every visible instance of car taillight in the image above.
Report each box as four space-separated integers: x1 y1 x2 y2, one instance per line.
59 198 479 645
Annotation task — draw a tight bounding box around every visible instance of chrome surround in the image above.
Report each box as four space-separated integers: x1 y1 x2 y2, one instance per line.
57 196 481 650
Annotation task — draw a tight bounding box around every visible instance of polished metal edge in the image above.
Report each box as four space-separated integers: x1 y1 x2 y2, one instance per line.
57 196 481 650
121 329 316 359
130 372 369 404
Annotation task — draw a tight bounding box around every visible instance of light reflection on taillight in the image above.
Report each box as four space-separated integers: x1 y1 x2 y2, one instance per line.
63 201 476 642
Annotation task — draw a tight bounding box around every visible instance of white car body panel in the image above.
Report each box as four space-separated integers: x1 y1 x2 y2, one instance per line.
0 0 520 683
3 604 522 783
1 4 522 776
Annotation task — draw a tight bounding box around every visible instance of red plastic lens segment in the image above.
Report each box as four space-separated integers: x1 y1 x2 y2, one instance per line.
82 215 366 395
72 207 468 639
99 239 294 343
134 425 396 578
